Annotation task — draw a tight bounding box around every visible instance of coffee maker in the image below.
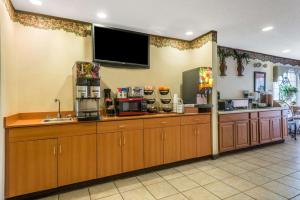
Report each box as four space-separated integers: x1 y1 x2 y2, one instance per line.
73 61 101 121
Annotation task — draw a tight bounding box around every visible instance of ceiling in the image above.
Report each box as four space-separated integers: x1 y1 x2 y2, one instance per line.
12 0 300 60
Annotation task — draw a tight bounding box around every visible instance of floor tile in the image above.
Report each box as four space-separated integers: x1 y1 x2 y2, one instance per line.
210 160 229 167
205 168 233 180
137 172 164 186
89 182 119 200
222 176 256 192
121 187 155 200
290 172 300 180
59 188 90 200
183 187 220 200
266 164 297 175
234 162 260 171
157 168 184 180
219 164 248 175
204 181 239 199
224 193 254 200
187 171 217 186
38 195 58 200
175 164 200 175
114 177 143 192
146 181 178 199
99 194 123 200
277 176 300 190
246 158 272 167
262 181 300 199
239 171 272 185
168 176 199 192
291 195 300 199
245 187 287 200
254 168 285 179
160 193 188 200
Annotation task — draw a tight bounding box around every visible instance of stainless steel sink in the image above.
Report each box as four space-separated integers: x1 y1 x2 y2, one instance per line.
42 117 75 123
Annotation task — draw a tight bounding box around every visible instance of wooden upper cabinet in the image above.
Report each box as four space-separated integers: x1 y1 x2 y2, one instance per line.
163 126 181 164
271 117 282 141
97 132 122 177
235 120 250 149
144 128 164 168
259 119 271 144
180 125 197 160
219 122 235 152
58 134 97 186
122 130 144 172
250 120 259 145
197 123 212 157
7 139 58 198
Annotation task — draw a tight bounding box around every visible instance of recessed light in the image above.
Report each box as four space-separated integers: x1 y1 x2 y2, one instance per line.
97 12 107 19
185 31 194 36
282 49 291 53
262 26 274 32
29 0 42 6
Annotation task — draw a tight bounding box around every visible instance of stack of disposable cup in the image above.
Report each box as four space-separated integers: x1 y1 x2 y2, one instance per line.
173 94 178 112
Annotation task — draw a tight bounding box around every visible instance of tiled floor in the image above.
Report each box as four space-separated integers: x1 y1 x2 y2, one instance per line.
40 138 300 200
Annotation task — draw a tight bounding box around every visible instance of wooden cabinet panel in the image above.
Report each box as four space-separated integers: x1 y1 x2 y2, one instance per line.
235 121 250 149
271 117 282 141
144 128 163 167
97 120 143 133
163 126 181 164
122 130 144 172
219 122 235 152
282 117 288 139
180 125 197 160
144 117 180 129
181 115 210 125
219 113 249 123
58 134 97 186
259 119 271 144
97 132 122 177
7 139 57 198
250 120 259 145
196 123 212 157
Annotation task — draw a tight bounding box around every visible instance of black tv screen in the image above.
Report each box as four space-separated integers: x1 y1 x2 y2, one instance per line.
93 25 149 68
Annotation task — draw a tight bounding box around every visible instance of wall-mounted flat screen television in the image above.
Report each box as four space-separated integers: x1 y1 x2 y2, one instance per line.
92 25 150 68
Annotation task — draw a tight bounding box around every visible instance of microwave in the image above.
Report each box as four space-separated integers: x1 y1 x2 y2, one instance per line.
116 98 147 116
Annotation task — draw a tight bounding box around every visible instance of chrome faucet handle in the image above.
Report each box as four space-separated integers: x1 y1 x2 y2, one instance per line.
54 98 61 119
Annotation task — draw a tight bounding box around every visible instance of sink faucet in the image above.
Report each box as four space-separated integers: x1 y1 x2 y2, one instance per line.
54 99 61 119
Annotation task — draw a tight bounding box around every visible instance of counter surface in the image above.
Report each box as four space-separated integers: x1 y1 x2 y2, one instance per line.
218 107 285 115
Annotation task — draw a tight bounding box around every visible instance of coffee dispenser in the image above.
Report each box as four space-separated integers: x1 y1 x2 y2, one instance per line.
73 62 101 121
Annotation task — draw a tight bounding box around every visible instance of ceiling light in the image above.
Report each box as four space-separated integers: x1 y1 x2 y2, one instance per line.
282 49 291 53
97 12 107 19
262 26 274 32
29 0 42 6
185 31 194 36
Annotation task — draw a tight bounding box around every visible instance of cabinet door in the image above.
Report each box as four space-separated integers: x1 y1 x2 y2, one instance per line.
219 122 235 152
163 126 181 164
196 123 212 157
7 139 57 198
58 134 97 186
282 117 288 139
144 128 163 167
271 117 282 141
235 120 250 149
180 125 197 160
259 119 271 143
122 130 144 172
97 132 122 177
250 120 259 145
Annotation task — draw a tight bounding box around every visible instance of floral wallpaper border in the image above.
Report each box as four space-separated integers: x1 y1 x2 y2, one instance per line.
4 0 92 37
218 46 300 66
150 31 217 51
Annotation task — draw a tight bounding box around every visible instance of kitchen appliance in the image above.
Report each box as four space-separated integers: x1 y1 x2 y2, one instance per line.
104 88 116 116
115 98 147 116
232 99 249 109
128 87 144 97
73 62 101 121
218 100 234 111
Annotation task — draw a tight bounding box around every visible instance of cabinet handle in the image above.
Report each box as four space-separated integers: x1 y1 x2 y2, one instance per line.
161 121 167 124
119 125 126 128
123 135 126 145
194 129 197 136
119 137 122 147
53 146 57 156
161 132 164 141
59 144 62 154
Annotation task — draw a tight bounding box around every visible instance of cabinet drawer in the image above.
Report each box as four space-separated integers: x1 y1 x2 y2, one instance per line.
181 115 210 125
144 117 180 129
97 120 143 133
250 112 258 119
259 111 281 118
219 113 249 123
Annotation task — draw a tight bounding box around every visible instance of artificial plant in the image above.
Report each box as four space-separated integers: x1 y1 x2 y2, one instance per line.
217 47 232 76
232 50 250 76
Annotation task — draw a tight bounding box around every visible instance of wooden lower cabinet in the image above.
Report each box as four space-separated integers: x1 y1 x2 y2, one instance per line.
219 122 235 152
181 125 197 160
250 120 259 145
97 132 122 177
235 120 250 149
197 123 212 157
163 126 181 164
7 139 58 198
282 117 288 139
122 130 144 172
271 117 282 141
58 134 97 186
144 128 164 167
259 119 271 144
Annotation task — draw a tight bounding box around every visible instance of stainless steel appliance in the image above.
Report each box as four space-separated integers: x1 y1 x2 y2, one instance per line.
218 99 249 111
115 98 147 116
73 62 101 121
218 100 234 111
